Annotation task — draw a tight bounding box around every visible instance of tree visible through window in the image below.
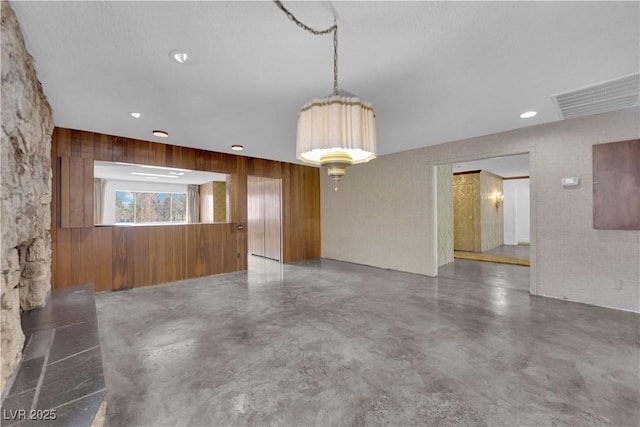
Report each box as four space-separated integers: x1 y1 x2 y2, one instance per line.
115 191 187 224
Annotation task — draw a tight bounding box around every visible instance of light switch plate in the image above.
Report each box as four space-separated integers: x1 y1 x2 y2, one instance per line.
561 177 580 187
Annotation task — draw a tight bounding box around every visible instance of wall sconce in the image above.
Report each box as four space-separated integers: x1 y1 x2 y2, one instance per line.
493 191 504 208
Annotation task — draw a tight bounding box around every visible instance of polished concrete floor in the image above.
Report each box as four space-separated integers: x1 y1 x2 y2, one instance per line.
96 258 639 426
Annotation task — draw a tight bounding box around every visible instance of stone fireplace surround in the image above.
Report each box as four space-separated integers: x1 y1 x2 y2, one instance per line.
2 1 54 394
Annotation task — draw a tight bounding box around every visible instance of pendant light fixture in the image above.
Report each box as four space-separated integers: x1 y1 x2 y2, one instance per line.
274 1 377 191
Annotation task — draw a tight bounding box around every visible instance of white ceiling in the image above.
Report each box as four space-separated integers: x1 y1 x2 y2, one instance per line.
11 1 639 165
453 153 529 178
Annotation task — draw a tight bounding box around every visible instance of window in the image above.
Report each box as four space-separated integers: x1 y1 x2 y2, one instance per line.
115 191 187 224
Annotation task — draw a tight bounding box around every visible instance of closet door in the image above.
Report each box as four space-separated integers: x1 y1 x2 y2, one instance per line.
263 179 281 260
247 178 265 256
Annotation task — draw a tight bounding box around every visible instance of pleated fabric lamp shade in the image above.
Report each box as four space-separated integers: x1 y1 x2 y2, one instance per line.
296 90 377 190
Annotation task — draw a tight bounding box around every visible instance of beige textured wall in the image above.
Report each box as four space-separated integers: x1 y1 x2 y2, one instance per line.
480 171 504 252
436 164 454 266
321 108 640 312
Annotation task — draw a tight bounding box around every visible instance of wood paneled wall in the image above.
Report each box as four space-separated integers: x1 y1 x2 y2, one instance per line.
51 128 321 291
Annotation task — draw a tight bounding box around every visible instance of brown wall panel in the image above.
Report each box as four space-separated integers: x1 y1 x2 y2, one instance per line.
111 227 132 290
593 140 640 230
54 128 71 157
94 133 113 161
72 228 97 287
68 157 85 228
58 156 70 228
153 143 167 167
153 227 167 285
132 227 150 288
83 158 93 227
55 228 71 289
51 127 320 291
92 227 113 292
111 137 128 162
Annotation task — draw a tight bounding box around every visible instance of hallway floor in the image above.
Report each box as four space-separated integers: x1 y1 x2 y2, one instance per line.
96 259 639 426
484 244 530 260
454 244 530 266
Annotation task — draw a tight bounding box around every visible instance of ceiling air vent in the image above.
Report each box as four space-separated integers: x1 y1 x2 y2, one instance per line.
552 73 639 120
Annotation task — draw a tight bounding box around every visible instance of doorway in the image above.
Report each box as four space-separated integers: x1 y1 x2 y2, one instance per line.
444 153 531 267
247 176 282 262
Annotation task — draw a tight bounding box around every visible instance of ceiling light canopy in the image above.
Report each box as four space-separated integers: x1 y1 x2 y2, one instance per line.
274 1 377 191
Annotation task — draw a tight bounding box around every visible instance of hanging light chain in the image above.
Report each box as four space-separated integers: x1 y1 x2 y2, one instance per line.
333 26 338 95
273 0 339 95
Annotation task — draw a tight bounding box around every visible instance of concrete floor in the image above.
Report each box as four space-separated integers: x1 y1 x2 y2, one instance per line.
96 258 639 426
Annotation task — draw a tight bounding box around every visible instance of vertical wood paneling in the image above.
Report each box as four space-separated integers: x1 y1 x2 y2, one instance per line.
83 158 93 227
147 227 158 285
154 227 167 284
134 140 153 165
71 228 95 286
55 228 71 288
207 225 222 274
231 156 248 271
112 227 132 290
58 157 70 228
93 133 113 161
92 227 112 292
112 137 127 162
68 157 85 228
55 128 71 157
168 145 182 169
181 147 196 171
223 223 238 273
132 227 150 287
125 140 135 163
51 127 320 291
194 149 209 172
50 141 58 286
153 143 167 167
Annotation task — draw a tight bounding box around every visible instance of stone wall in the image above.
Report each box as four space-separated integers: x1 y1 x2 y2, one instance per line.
1 1 54 393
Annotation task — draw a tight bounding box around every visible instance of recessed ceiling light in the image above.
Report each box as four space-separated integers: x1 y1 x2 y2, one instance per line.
130 112 141 118
520 111 537 119
169 50 189 64
152 130 169 138
231 145 244 151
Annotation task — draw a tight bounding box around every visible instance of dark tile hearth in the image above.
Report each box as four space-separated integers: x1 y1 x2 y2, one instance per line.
1 285 105 427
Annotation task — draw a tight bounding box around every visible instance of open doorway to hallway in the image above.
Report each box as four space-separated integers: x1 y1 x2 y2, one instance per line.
439 153 531 267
